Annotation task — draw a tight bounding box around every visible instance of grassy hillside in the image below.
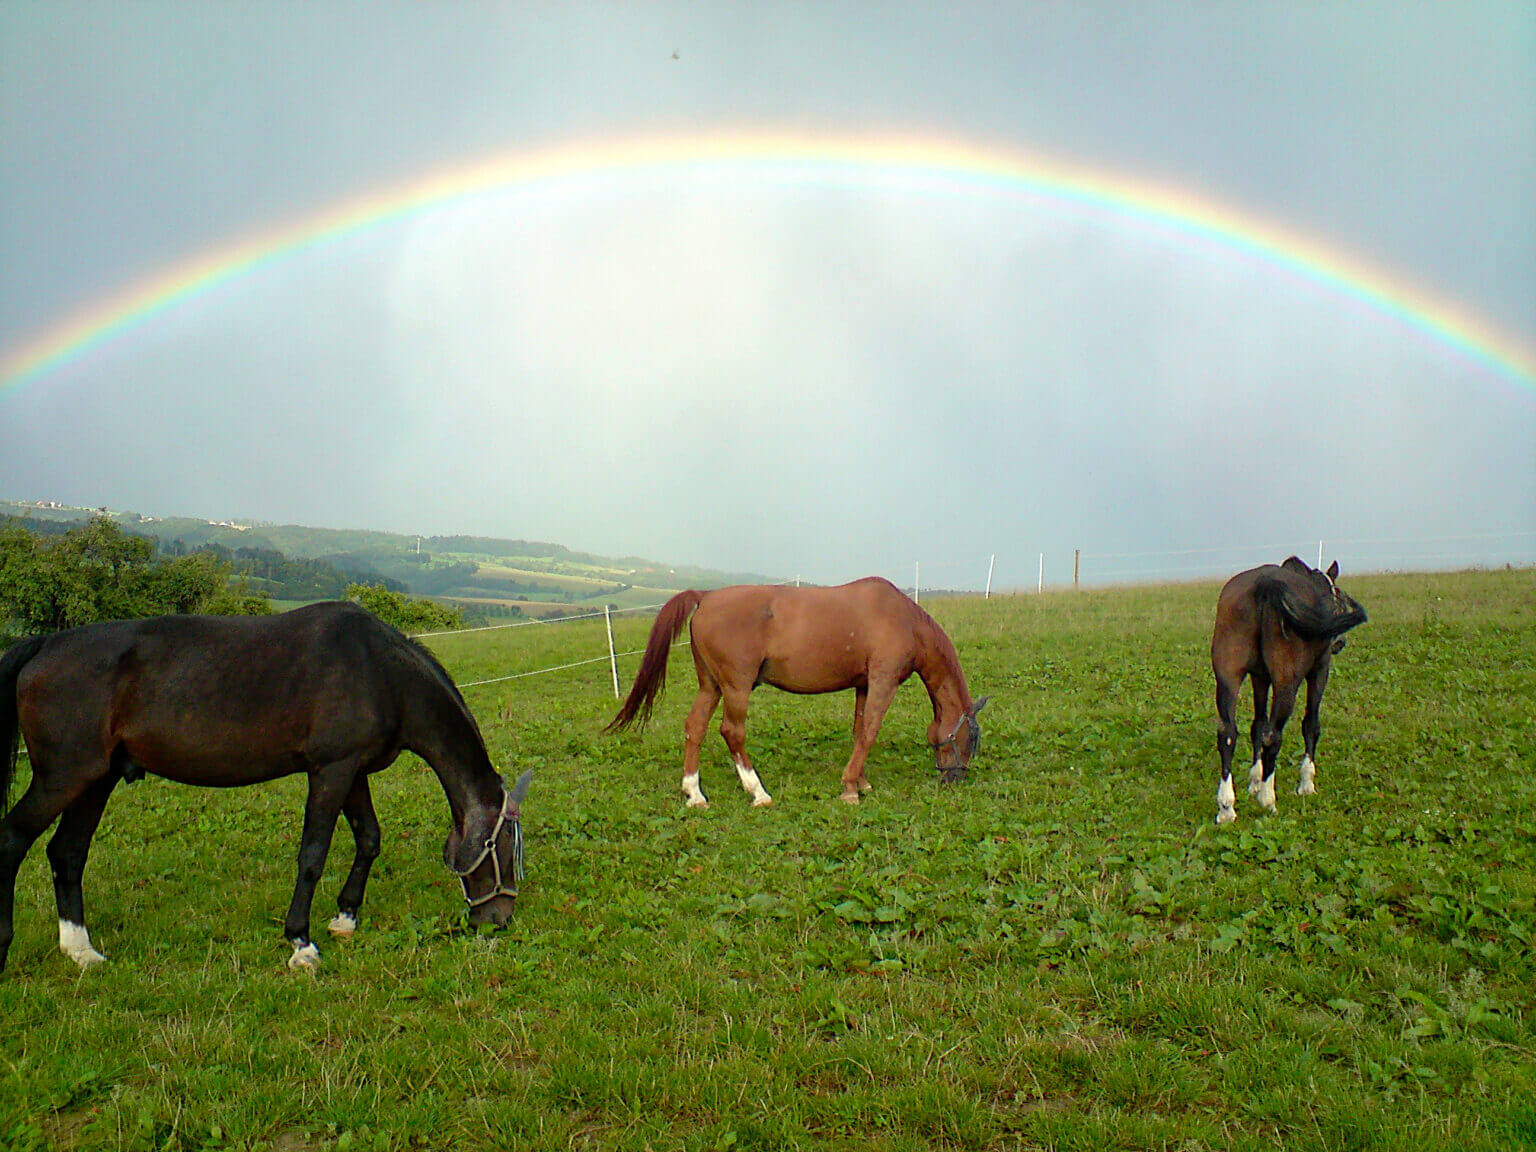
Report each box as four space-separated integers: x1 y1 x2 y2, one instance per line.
0 500 774 604
2 568 1533 1150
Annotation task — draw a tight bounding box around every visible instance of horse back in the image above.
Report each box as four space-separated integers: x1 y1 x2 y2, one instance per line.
16 603 406 786
692 579 924 692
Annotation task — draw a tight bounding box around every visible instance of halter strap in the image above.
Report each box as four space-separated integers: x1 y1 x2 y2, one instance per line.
932 708 979 752
449 789 525 909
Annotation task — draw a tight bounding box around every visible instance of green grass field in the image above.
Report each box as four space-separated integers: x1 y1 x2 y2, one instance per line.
2 569 1533 1151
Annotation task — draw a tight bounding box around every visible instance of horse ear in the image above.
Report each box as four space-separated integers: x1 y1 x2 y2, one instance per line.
1326 560 1340 580
970 696 990 715
509 768 534 808
1281 556 1309 573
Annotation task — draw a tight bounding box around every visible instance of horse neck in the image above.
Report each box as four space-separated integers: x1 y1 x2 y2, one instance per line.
401 675 503 824
913 618 971 722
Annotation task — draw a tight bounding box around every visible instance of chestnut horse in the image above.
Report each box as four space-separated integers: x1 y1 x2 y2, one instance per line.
1211 558 1366 825
0 602 531 974
606 577 987 807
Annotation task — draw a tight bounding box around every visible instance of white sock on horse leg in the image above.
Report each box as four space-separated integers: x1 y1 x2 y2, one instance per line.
1247 759 1265 795
682 772 709 808
288 941 321 970
58 920 106 967
1215 775 1237 825
734 757 772 807
1297 755 1317 795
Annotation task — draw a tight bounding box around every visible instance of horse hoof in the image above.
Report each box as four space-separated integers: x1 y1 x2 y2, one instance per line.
288 942 321 971
1296 781 1316 796
1215 806 1236 826
328 913 357 937
751 795 774 808
840 791 860 805
685 797 709 810
857 780 873 794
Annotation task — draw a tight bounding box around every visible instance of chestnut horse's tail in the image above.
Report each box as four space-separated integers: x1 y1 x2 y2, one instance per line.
604 590 705 733
0 635 47 812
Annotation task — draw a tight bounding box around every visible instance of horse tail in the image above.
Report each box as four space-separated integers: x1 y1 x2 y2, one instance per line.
604 590 704 733
1254 577 1366 640
0 635 47 813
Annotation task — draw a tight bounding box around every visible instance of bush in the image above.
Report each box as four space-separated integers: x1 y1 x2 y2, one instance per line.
345 583 463 633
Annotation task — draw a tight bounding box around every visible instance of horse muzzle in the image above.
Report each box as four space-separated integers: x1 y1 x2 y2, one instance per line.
939 764 969 785
467 892 518 928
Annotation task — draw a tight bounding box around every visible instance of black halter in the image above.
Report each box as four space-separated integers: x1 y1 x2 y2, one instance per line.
449 790 525 909
932 710 981 759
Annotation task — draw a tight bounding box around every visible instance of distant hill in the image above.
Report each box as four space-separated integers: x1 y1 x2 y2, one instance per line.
0 499 778 609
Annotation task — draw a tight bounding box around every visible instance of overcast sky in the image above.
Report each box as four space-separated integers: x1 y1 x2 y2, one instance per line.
2 2 1533 588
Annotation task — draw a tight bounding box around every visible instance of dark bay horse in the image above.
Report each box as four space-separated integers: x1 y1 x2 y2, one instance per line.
1211 558 1366 825
606 577 987 807
0 601 531 973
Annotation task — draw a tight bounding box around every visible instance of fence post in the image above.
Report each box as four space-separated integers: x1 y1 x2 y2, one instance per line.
985 554 995 599
1037 552 1044 594
604 604 620 699
914 561 920 602
1317 540 1324 569
1073 548 1081 590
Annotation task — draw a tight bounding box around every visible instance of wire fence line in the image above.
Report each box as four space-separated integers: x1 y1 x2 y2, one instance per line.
456 640 694 690
415 600 667 639
415 528 1534 690
856 528 1536 595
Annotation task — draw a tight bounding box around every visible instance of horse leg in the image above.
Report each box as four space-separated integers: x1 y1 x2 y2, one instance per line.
1255 678 1302 815
1247 668 1271 801
1297 660 1331 796
1213 670 1243 825
284 766 356 970
718 687 772 808
328 773 381 937
850 688 872 794
0 774 76 973
45 770 120 968
681 682 721 809
839 680 898 805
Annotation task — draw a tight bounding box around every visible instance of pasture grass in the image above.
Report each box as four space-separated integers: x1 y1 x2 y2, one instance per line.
2 568 1534 1150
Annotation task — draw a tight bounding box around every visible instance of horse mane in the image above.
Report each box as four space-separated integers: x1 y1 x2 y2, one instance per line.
909 597 971 702
337 604 486 752
406 633 475 714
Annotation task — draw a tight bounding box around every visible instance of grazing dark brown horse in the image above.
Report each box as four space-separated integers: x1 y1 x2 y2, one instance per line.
0 601 531 974
1211 558 1366 825
606 577 987 807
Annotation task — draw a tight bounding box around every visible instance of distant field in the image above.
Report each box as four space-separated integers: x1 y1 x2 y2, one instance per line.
442 585 687 618
2 569 1533 1150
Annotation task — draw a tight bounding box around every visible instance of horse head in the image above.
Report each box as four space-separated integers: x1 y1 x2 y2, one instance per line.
444 768 533 927
933 696 989 783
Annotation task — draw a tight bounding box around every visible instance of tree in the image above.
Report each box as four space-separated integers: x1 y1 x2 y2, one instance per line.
345 583 463 633
0 517 270 639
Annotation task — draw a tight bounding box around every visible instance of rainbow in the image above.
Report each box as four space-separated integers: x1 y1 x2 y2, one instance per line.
3 130 1534 397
